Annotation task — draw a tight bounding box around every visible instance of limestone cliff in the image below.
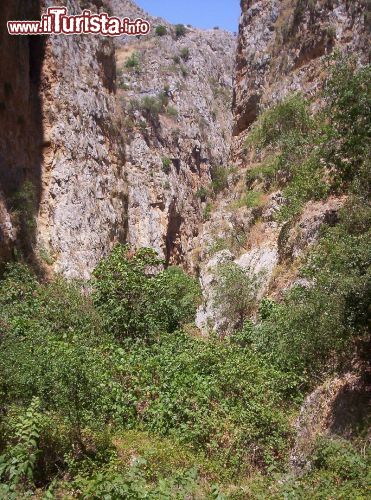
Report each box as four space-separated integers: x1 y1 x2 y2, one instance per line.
196 0 370 334
1 0 127 278
110 0 236 271
0 0 236 278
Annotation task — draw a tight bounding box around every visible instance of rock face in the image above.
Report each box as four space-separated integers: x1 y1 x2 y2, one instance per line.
290 368 370 472
110 0 236 271
195 0 369 334
0 1 45 263
233 0 369 145
1 0 236 277
36 0 127 279
1 0 127 278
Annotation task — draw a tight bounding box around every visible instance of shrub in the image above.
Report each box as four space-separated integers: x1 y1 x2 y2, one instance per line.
214 262 260 330
139 93 168 120
322 55 371 188
0 398 42 496
245 58 370 219
248 201 370 379
112 331 292 473
162 156 172 174
166 105 178 118
195 186 208 201
203 201 213 220
155 25 167 36
175 24 186 38
180 47 190 61
180 65 189 78
211 165 229 194
243 190 264 208
92 245 200 341
125 52 140 71
247 94 311 150
0 265 117 434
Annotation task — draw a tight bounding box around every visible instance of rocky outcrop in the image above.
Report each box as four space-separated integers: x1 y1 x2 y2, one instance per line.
233 0 369 146
1 0 127 278
290 369 370 472
194 0 369 334
36 0 127 279
111 0 236 271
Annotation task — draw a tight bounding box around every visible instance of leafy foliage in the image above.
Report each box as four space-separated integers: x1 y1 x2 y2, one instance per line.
92 244 200 341
125 51 141 72
175 24 186 38
214 263 261 331
0 398 42 498
155 25 167 37
246 56 370 219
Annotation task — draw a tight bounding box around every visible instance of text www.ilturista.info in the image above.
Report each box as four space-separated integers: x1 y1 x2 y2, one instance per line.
7 7 150 36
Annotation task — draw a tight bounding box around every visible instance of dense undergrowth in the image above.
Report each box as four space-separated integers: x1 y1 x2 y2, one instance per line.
0 58 369 498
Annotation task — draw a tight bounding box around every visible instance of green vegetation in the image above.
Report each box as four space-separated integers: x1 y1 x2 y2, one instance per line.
124 52 141 72
166 105 178 118
214 263 260 331
155 25 167 37
195 186 209 201
175 24 186 38
210 165 236 194
162 156 172 174
0 57 369 498
237 190 264 209
203 201 213 221
246 55 370 220
130 91 177 121
180 47 190 61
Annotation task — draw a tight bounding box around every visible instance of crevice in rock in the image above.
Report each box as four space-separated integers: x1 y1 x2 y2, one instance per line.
165 199 183 266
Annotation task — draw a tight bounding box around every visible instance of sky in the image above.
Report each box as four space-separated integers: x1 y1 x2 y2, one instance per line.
136 0 240 33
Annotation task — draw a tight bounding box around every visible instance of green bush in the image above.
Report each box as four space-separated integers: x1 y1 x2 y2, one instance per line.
180 47 190 61
162 156 172 174
248 204 370 379
0 398 42 497
125 52 140 71
155 25 167 36
247 94 312 150
92 245 200 341
175 24 186 38
166 105 178 118
195 186 209 201
111 331 292 473
322 55 371 189
245 58 370 219
214 262 260 331
211 165 229 194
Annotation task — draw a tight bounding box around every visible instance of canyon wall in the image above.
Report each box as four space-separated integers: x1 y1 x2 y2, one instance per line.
1 0 127 278
0 0 236 277
110 0 236 271
196 0 369 334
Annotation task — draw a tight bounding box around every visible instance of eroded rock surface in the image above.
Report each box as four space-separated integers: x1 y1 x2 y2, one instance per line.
111 0 236 270
195 0 369 334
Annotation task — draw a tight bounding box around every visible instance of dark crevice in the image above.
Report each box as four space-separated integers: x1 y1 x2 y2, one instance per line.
0 0 45 263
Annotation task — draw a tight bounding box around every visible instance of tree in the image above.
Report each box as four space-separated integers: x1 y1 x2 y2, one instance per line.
214 262 259 330
92 245 200 342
